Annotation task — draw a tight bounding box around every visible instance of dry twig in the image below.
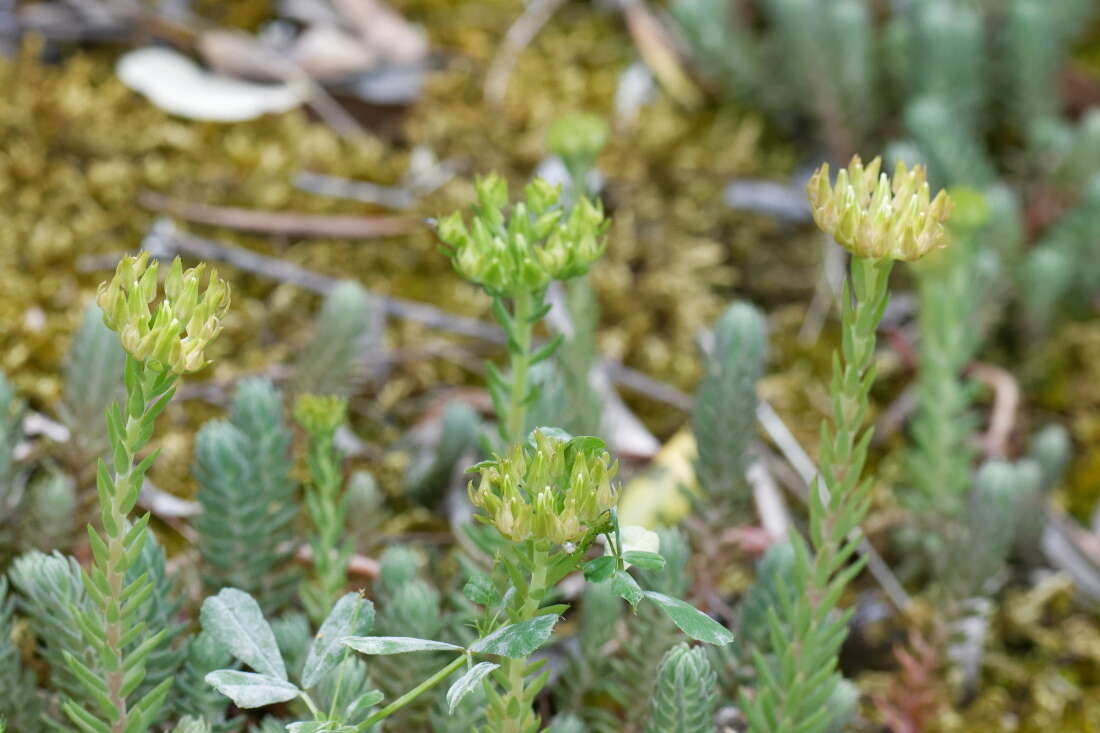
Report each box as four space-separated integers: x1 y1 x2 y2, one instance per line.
139 190 413 238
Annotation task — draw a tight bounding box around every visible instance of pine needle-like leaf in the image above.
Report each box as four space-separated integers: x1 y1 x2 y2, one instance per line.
692 301 767 519
643 643 717 733
294 281 377 398
0 577 43 732
58 304 125 469
193 379 300 613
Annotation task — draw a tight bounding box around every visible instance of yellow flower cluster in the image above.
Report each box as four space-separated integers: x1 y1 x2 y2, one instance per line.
437 174 608 296
97 252 229 374
807 155 954 261
293 394 348 436
468 429 618 545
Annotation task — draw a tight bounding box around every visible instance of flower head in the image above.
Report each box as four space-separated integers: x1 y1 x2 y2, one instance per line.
546 112 609 168
437 174 609 297
468 428 618 545
806 155 954 261
293 394 348 437
96 252 230 373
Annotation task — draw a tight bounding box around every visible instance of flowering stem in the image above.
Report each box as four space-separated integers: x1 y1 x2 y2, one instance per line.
300 409 349 624
66 357 176 732
504 288 535 444
745 256 892 733
494 546 551 733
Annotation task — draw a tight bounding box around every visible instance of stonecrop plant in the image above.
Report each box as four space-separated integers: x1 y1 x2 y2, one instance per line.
1 146 1036 732
71 252 229 732
742 156 954 733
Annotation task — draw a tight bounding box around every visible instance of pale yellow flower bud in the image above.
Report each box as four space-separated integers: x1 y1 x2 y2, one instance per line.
806 155 954 262
96 253 230 374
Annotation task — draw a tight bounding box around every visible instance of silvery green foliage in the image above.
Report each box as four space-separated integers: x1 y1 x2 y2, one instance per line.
201 588 378 726
950 460 1032 598
194 378 299 613
406 401 480 505
643 643 717 733
1030 424 1072 493
373 546 447 728
0 374 25 562
737 541 795 649
272 612 313 682
692 301 767 518
903 95 995 188
558 278 603 437
175 632 238 731
980 184 1025 271
58 303 125 465
904 227 983 525
173 716 213 733
1021 247 1074 334
1023 175 1100 329
345 470 385 542
0 577 42 732
547 713 589 733
891 0 986 128
1010 425 1070 561
1055 110 1100 186
674 0 878 147
1003 0 1069 138
555 581 621 728
295 280 376 398
670 0 762 102
604 529 691 731
24 472 77 553
9 551 92 709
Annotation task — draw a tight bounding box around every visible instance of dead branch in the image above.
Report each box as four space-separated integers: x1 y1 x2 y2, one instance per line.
139 190 413 238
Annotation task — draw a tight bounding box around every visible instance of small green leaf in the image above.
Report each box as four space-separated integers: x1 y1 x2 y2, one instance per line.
200 588 287 679
342 636 464 655
528 427 572 447
610 570 643 608
583 556 616 582
463 574 501 607
623 551 666 570
447 661 499 713
643 591 733 646
302 593 374 689
204 670 300 709
469 614 559 658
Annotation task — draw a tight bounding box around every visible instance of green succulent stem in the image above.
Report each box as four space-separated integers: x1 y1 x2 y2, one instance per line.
504 288 536 445
744 255 892 733
495 545 552 733
68 355 176 732
301 416 350 624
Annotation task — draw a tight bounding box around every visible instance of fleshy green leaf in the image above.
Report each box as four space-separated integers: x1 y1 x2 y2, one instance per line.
463 574 501 607
200 588 287 679
582 556 616 583
468 614 559 658
610 570 643 608
342 636 464 655
643 592 733 645
302 593 374 689
204 670 300 709
447 661 499 714
623 551 666 571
